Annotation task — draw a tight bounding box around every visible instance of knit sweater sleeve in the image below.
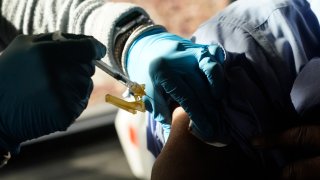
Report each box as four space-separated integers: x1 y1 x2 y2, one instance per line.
0 0 150 73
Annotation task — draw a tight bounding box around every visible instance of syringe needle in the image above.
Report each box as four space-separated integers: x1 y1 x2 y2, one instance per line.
94 60 129 85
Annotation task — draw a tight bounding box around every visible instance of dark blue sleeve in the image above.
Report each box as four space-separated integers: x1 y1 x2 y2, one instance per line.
191 0 320 176
291 57 320 121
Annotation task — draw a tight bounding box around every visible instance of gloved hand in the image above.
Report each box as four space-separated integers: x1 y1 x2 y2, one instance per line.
0 33 106 154
126 28 226 142
252 125 320 180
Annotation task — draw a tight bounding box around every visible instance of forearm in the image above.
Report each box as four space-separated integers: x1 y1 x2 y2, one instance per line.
0 0 155 73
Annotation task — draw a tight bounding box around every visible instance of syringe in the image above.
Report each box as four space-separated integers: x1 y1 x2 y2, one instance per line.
52 31 145 114
94 61 129 86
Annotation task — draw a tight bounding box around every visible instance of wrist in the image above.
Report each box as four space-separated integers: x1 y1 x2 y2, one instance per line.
113 13 156 73
122 24 167 75
84 2 152 74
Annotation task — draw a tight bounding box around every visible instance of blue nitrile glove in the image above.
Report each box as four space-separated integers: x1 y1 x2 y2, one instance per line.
0 33 106 154
126 28 226 143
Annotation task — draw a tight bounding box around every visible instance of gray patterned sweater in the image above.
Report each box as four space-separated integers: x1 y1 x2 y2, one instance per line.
0 0 151 73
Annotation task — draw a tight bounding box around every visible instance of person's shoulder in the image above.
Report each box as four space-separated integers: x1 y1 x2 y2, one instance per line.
212 0 298 28
192 0 312 47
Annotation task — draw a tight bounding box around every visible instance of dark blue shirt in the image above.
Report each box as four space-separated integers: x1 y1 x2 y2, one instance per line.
191 0 320 177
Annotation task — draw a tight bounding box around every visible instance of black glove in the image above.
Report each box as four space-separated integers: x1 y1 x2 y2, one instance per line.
0 33 106 154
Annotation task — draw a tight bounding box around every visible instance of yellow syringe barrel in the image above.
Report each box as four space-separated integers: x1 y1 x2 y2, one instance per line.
105 94 145 114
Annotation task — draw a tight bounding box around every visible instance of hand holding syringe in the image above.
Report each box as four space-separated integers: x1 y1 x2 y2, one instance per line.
52 31 146 114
